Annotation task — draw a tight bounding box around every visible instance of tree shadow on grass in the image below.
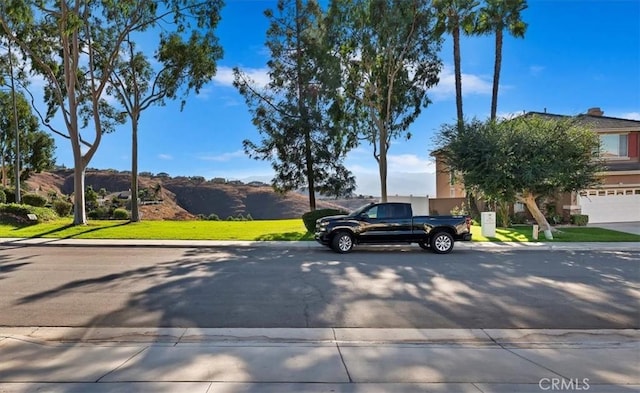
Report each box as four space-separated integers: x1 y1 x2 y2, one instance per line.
28 221 131 239
254 231 313 241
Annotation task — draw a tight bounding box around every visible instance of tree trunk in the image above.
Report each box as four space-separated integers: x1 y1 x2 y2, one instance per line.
497 200 510 228
304 128 316 211
130 117 140 222
453 23 463 129
72 155 87 225
1 155 6 187
519 191 553 240
490 28 503 121
379 130 388 202
294 0 316 212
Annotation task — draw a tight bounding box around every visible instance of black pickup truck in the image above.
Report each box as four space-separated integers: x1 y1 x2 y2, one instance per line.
315 202 472 254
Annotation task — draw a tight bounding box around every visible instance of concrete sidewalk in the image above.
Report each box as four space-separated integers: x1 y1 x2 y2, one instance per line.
1 328 638 393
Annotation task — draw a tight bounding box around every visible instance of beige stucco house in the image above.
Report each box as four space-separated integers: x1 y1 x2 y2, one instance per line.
431 107 640 223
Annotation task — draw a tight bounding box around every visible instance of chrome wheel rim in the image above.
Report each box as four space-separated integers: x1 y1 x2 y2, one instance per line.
338 235 352 252
434 235 452 252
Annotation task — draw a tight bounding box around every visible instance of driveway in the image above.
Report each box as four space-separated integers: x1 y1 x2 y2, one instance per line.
590 221 640 235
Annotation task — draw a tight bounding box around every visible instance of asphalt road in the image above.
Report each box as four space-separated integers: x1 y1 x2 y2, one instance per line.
0 245 638 329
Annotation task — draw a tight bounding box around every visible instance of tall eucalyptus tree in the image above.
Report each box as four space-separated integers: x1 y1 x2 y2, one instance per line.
0 0 224 224
326 0 441 201
108 11 222 222
234 0 356 210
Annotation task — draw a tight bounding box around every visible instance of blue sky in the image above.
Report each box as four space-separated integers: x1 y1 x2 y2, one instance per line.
50 0 640 197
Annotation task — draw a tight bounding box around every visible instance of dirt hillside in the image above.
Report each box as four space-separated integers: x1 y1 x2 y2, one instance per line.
24 169 351 220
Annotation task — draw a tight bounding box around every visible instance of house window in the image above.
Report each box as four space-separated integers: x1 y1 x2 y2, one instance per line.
449 170 456 185
600 134 628 158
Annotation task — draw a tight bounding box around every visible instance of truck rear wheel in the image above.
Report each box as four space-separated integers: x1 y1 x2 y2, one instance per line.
430 232 454 254
332 231 354 253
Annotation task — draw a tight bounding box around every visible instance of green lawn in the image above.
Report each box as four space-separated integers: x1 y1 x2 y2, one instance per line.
470 225 640 242
0 219 313 241
0 219 637 242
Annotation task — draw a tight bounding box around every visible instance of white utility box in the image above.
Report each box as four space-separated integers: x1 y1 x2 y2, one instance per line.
481 212 496 237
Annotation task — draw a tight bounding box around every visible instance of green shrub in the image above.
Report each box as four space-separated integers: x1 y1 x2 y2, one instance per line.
88 207 109 220
0 203 58 224
301 208 347 233
0 189 5 203
207 213 220 221
112 208 129 220
571 214 589 226
22 193 48 207
53 200 73 217
2 188 15 203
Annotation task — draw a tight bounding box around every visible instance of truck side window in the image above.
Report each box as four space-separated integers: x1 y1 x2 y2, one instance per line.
377 205 389 219
365 206 378 219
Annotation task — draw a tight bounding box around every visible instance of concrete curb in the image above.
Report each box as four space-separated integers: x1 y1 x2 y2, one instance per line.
1 237 638 251
3 327 638 346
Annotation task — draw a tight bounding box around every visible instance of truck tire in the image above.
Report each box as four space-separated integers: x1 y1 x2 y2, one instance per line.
332 231 354 253
430 231 454 254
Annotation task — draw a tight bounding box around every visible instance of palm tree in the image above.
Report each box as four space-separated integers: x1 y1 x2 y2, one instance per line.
476 0 528 120
434 0 479 129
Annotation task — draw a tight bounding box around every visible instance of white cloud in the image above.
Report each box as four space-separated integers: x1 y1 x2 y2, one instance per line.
352 171 436 197
619 112 640 121
345 152 436 196
430 65 492 101
158 154 173 160
387 154 435 173
195 87 213 100
496 110 526 120
197 150 245 162
529 65 545 76
214 66 270 88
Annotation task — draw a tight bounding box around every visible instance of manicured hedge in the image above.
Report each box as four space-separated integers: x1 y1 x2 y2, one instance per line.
112 208 130 220
53 200 73 217
301 208 347 233
22 193 48 207
571 214 589 226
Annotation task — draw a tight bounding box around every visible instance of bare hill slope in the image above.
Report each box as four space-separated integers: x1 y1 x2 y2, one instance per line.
25 170 347 220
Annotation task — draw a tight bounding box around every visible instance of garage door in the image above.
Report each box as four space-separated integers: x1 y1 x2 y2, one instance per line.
578 188 640 223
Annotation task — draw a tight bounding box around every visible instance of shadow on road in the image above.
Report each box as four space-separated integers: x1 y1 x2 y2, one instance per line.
2 246 639 391
12 247 640 329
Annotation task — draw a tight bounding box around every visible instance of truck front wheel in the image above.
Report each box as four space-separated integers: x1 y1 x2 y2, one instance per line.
430 232 454 254
332 231 354 253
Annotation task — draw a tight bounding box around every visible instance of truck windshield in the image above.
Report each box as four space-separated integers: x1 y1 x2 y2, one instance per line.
349 203 374 217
